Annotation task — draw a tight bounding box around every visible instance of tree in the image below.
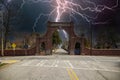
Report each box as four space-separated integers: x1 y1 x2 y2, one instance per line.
107 26 120 48
52 30 62 48
95 31 107 49
84 38 90 48
95 26 120 49
0 0 20 49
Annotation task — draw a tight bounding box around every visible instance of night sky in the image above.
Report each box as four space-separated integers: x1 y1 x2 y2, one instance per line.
2 0 120 39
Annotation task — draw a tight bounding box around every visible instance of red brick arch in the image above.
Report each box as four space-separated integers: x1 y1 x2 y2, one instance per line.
36 21 85 55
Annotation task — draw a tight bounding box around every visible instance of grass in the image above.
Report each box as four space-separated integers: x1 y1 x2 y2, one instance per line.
0 63 7 67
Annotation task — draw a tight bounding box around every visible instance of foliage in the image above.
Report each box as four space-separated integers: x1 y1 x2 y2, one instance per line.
84 38 90 48
95 26 120 49
0 63 7 67
52 30 62 47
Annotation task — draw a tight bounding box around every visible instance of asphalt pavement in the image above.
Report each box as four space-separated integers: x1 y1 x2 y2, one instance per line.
0 55 120 80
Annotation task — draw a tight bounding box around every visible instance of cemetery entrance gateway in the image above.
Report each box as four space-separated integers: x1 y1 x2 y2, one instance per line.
36 21 85 55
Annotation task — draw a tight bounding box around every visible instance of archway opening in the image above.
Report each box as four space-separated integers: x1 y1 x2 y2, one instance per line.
52 28 69 55
40 42 46 55
74 42 81 55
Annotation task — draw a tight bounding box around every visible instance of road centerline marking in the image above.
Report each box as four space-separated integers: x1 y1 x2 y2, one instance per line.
67 68 74 80
67 61 74 68
67 68 79 80
70 68 79 80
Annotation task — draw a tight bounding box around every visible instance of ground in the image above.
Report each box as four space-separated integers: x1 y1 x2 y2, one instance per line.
0 55 120 80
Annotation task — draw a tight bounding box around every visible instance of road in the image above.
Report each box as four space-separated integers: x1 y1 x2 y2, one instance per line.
0 55 120 80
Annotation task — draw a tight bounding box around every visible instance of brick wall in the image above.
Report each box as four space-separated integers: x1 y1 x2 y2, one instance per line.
0 47 36 56
1 47 120 56
83 48 120 56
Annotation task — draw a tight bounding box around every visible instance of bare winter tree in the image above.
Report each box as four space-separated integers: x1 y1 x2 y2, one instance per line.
0 0 21 49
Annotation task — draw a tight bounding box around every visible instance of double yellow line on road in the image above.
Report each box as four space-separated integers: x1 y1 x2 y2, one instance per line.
67 68 79 80
2 60 19 64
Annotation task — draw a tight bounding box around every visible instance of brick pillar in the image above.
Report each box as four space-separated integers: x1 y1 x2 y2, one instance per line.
81 37 85 55
36 38 40 55
69 24 76 55
69 37 75 55
45 38 52 55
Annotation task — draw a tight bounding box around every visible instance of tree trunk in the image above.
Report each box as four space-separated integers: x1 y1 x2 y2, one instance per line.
4 10 10 49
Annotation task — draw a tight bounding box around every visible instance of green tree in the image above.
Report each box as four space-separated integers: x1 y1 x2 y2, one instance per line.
52 31 62 48
84 38 90 48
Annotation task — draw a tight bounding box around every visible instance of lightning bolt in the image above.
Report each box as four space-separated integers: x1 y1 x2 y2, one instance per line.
54 0 118 22
20 0 25 10
18 0 119 32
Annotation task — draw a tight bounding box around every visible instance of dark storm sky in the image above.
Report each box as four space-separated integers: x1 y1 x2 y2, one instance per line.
6 0 120 36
